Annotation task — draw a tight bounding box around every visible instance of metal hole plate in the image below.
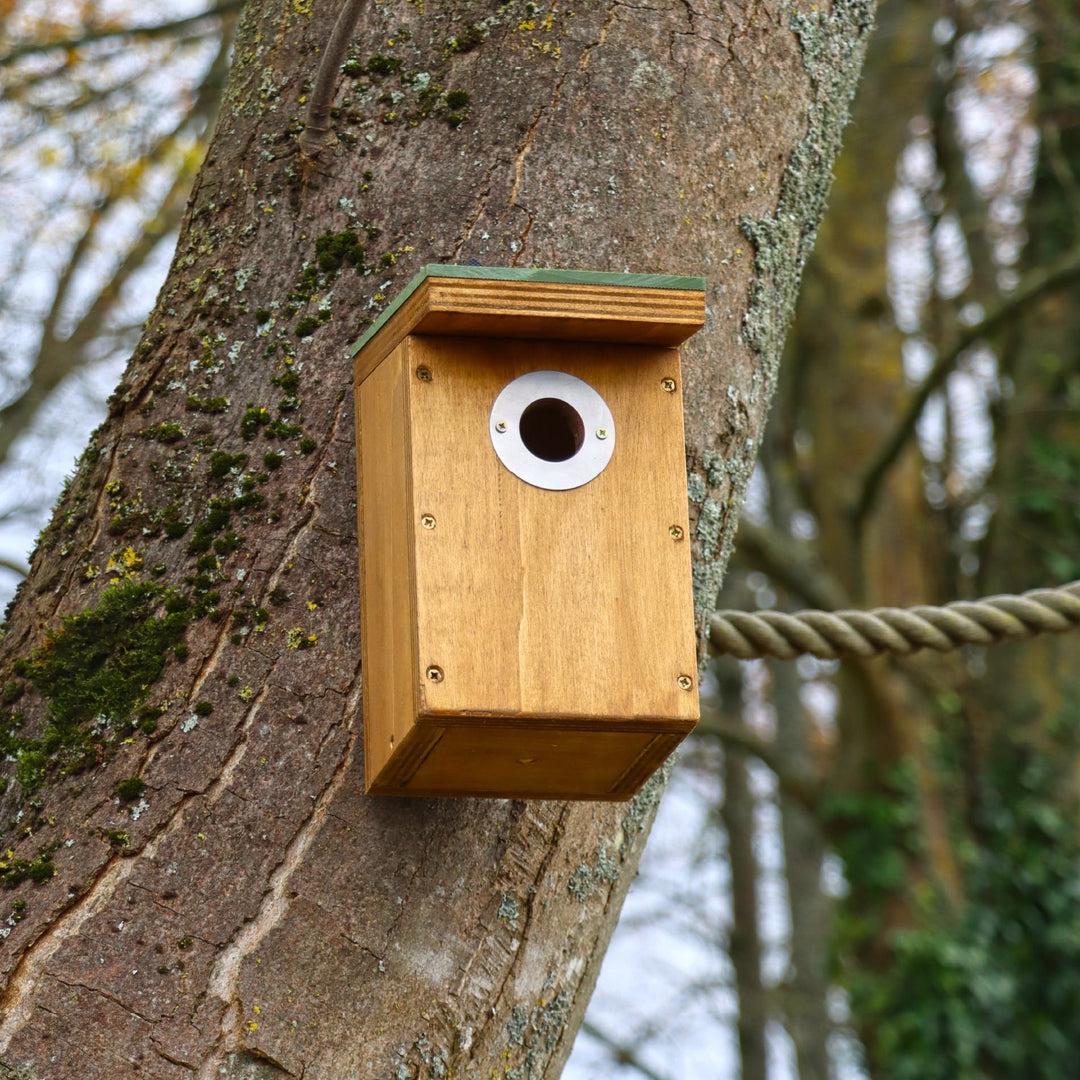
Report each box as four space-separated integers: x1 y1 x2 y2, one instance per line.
489 370 615 491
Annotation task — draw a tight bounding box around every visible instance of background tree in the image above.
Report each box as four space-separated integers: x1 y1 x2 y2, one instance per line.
0 0 876 1076
576 0 1080 1076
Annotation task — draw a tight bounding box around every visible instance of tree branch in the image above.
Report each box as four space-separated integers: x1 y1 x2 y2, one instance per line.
0 2 244 66
854 243 1080 529
0 24 234 468
579 1021 669 1080
299 0 366 158
696 705 822 810
0 557 28 579
734 517 850 611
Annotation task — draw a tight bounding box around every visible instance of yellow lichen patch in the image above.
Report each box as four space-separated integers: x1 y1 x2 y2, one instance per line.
106 547 143 580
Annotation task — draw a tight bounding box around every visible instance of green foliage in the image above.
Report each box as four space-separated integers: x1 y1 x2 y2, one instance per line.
841 737 1080 1079
1012 434 1080 582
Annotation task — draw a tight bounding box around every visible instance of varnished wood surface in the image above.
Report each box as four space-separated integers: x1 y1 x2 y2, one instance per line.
357 344 419 788
367 723 690 800
408 335 699 723
352 275 706 383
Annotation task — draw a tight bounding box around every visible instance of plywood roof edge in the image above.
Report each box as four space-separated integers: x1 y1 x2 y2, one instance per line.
349 264 707 372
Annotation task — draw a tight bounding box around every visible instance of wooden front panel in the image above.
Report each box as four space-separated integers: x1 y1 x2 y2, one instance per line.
357 345 420 787
405 335 699 727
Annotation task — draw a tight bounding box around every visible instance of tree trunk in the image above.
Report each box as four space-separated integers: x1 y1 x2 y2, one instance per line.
0 0 873 1075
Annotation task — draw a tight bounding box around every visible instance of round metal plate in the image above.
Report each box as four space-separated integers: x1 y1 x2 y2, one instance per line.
489 370 615 491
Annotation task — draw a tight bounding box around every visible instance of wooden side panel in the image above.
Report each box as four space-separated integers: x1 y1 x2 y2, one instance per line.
357 344 419 790
406 335 700 727
353 277 706 383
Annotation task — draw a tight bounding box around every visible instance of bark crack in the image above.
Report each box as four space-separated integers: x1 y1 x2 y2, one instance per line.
48 973 157 1025
195 680 361 1079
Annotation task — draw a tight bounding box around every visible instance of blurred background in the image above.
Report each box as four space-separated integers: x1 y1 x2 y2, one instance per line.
3 1 1080 1077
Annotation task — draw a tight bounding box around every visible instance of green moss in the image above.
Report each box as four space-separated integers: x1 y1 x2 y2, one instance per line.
272 369 300 393
3 681 23 705
445 89 470 110
314 230 366 273
367 54 403 77
295 316 321 338
298 438 317 455
263 452 284 471
193 700 214 716
0 854 55 888
20 582 189 734
213 533 244 555
186 395 230 414
141 422 185 444
240 406 271 440
115 777 147 802
208 451 248 478
254 309 272 324
265 418 302 439
106 830 129 848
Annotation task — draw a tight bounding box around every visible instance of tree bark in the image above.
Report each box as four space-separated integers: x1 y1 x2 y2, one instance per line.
0 0 873 1075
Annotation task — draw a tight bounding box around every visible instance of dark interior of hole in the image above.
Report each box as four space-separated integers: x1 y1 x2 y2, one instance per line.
519 398 586 462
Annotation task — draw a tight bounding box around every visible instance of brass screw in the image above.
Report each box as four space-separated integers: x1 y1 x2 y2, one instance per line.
677 674 693 691
669 525 684 540
596 427 609 440
421 514 436 530
495 420 508 433
416 366 433 382
661 378 677 393
426 665 444 682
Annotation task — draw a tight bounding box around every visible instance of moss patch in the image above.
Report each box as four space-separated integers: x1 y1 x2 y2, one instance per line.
16 582 189 734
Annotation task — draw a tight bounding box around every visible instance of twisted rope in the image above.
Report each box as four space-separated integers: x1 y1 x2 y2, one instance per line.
709 582 1080 661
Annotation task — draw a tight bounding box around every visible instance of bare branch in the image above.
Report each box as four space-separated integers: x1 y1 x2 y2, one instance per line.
0 557 28 579
734 517 850 611
579 1021 669 1080
854 243 1080 528
0 22 235 467
299 0 366 159
0 2 244 66
696 706 822 810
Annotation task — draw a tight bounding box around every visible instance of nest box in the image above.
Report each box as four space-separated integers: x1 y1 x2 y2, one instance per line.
351 265 705 800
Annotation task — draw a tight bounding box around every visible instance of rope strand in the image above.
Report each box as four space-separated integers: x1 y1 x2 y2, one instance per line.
709 582 1080 660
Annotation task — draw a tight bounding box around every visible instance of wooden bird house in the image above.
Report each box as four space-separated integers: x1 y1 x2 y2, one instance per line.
351 265 705 799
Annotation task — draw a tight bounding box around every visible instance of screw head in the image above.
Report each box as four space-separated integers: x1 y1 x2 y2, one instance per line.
416 366 433 382
661 378 677 393
495 420 508 433
596 427 609 440
677 674 693 691
425 665 444 682
420 514 436 530
669 525 684 540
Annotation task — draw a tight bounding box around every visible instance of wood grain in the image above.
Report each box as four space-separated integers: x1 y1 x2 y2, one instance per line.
352 275 706 382
356 330 701 798
408 335 699 725
356 344 419 788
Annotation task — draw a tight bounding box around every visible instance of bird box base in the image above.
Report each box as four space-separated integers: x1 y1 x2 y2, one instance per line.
366 719 692 801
